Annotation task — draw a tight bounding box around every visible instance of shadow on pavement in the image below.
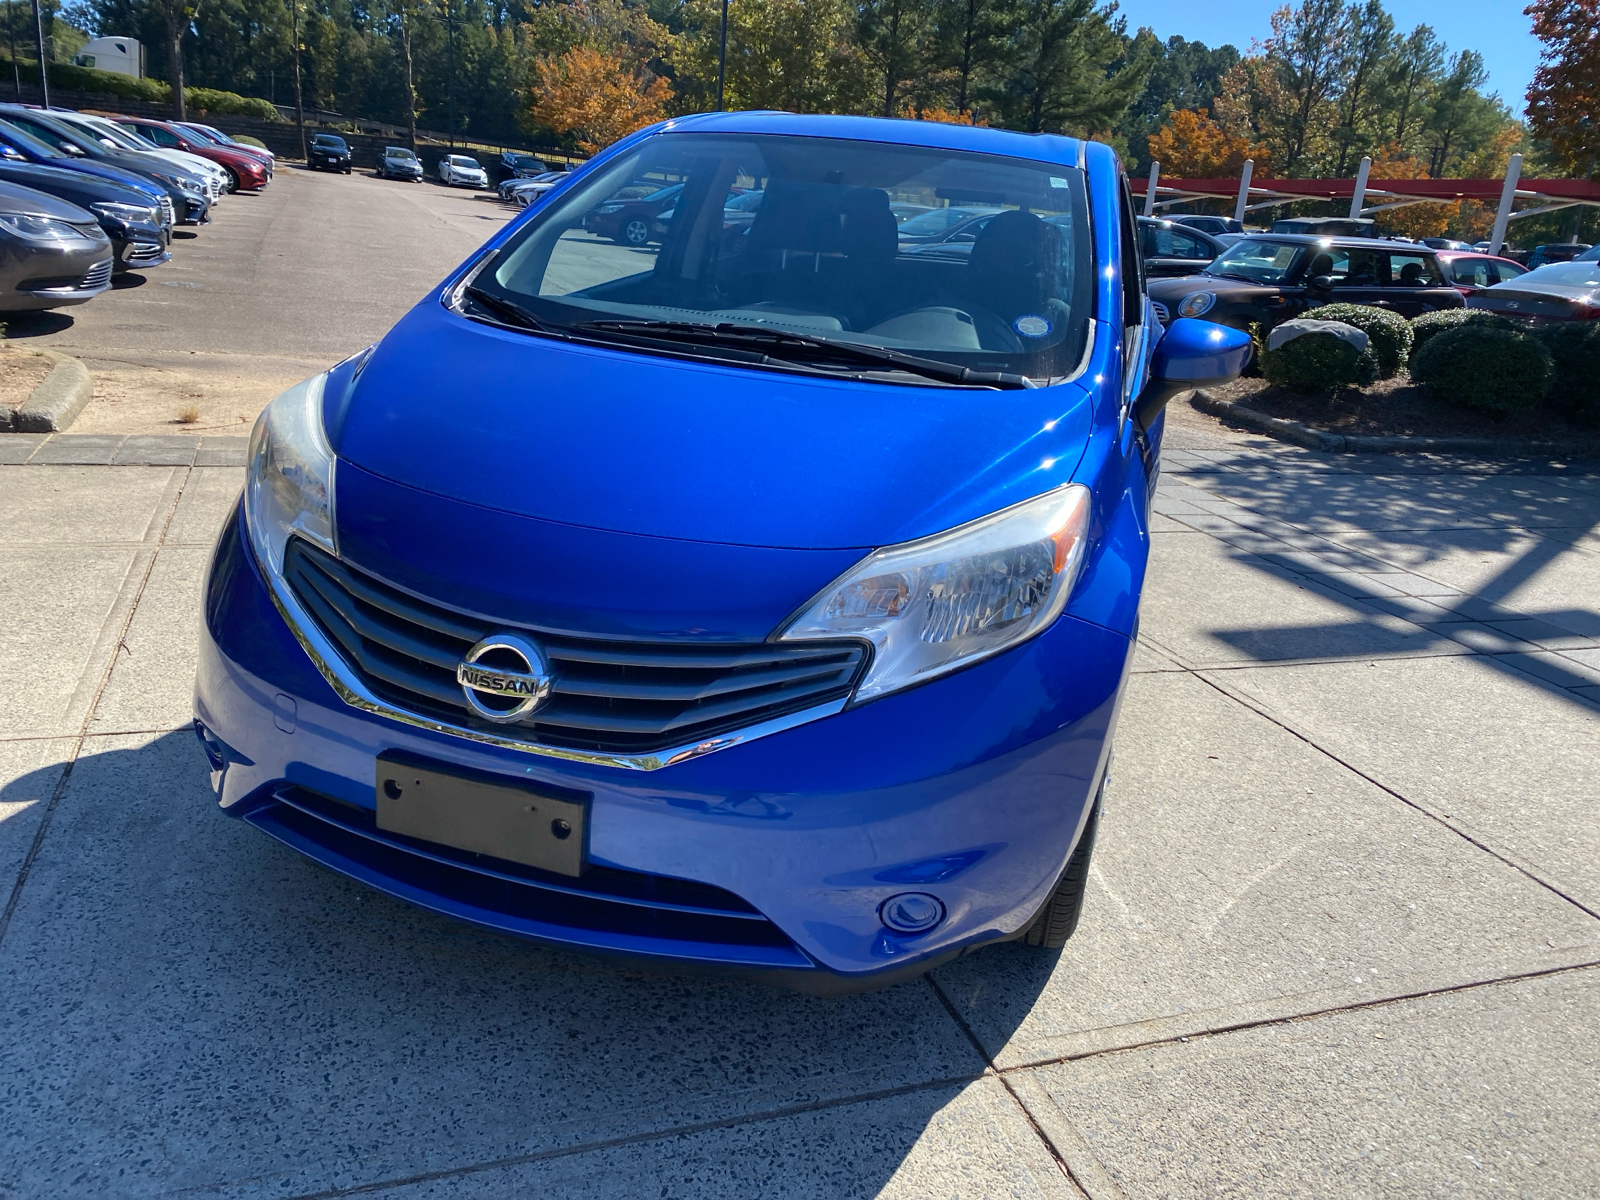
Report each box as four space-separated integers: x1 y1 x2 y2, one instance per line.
0 729 1049 1193
1 310 74 338
111 272 147 289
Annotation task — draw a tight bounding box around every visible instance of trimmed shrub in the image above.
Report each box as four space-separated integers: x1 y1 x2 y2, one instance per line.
1533 321 1600 425
1307 302 1412 377
1260 330 1379 392
0 54 281 120
1409 307 1516 356
1408 325 1552 413
231 134 269 149
186 88 280 121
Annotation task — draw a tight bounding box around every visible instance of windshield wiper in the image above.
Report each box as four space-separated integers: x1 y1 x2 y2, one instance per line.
573 319 1035 389
462 285 563 334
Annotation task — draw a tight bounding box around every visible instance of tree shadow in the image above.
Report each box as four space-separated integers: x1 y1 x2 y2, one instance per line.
0 729 1050 1194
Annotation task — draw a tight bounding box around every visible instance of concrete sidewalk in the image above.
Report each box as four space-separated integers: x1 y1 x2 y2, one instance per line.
0 428 1596 1197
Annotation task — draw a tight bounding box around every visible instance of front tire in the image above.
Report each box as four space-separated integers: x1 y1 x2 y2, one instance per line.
622 218 650 247
1021 778 1103 948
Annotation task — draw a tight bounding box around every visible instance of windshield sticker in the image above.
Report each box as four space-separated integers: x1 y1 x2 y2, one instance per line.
1013 315 1053 338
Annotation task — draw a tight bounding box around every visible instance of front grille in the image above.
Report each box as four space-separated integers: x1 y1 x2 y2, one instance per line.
282 539 870 755
247 785 802 956
126 241 166 265
80 258 113 290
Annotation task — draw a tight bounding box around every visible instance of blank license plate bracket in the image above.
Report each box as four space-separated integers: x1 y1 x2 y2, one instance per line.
375 751 589 877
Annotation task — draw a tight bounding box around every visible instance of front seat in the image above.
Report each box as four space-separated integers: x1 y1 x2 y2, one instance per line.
966 210 1068 349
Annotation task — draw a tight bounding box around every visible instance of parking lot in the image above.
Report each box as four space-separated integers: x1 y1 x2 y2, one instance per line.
1 167 1598 1197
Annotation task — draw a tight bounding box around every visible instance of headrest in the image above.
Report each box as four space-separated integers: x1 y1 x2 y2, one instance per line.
969 210 1064 290
746 181 896 263
1307 252 1335 277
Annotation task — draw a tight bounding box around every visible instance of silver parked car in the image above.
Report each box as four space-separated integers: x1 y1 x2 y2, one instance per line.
0 180 114 311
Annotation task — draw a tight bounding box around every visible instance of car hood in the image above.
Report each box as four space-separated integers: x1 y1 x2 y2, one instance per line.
0 178 97 222
332 301 1097 551
0 161 148 209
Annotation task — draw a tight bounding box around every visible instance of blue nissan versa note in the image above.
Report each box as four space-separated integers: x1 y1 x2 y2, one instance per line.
196 113 1248 992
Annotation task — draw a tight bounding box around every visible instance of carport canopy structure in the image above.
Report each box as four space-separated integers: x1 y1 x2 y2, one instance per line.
1137 154 1600 256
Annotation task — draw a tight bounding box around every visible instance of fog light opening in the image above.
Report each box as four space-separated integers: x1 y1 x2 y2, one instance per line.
879 892 945 936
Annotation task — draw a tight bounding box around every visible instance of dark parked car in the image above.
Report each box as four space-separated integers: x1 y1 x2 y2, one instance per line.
1269 216 1375 237
0 104 209 223
1148 235 1465 330
584 182 684 246
1171 214 1244 236
1435 252 1527 298
308 134 352 174
0 180 114 311
497 151 548 183
115 115 270 192
0 117 174 236
1524 242 1592 270
0 154 167 273
377 146 423 181
1139 217 1223 278
1468 260 1600 322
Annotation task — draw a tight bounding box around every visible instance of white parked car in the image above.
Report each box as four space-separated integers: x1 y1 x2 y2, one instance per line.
437 155 488 188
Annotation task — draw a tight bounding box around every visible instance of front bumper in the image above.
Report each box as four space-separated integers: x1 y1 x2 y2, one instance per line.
196 506 1129 990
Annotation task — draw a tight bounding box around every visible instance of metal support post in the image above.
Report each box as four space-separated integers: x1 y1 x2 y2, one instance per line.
1488 154 1522 257
1348 157 1371 219
1143 161 1159 218
1233 160 1253 225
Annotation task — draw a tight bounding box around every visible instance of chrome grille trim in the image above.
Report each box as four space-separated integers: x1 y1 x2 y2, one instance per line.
262 538 864 772
81 259 113 290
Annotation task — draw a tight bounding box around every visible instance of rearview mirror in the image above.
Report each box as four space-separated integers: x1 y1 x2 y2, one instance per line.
1134 318 1252 430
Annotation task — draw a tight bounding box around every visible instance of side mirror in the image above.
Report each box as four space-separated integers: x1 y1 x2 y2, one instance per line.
1309 274 1334 291
0 145 20 160
1134 318 1252 430
62 142 84 156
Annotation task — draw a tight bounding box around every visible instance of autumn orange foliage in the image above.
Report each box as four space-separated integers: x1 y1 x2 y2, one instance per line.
1366 145 1456 239
1526 0 1600 173
911 106 988 127
531 47 673 155
1146 109 1264 178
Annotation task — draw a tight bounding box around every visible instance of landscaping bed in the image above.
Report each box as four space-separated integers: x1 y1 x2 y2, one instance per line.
0 349 59 423
1202 375 1600 446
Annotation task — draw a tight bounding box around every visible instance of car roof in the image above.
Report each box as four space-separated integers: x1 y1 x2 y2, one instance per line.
661 111 1086 167
1233 233 1439 252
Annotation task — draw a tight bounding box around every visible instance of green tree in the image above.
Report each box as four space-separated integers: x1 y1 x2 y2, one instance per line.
1330 0 1395 175
855 0 934 118
982 0 1150 136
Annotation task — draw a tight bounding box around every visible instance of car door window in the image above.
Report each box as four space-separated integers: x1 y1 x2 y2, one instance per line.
1451 259 1492 287
144 126 180 148
1385 253 1435 287
1167 227 1209 258
1324 248 1383 287
1489 261 1526 284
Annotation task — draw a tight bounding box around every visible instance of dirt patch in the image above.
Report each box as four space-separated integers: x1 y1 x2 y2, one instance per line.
67 362 302 436
1206 376 1600 447
0 348 58 417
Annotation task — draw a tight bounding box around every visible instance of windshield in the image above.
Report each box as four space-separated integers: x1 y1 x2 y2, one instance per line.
897 205 1001 236
0 118 63 160
387 148 417 160
450 156 480 167
314 136 347 149
472 132 1092 383
86 121 154 151
1205 239 1308 284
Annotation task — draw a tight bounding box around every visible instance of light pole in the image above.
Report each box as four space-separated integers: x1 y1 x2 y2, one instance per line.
290 0 306 161
29 0 47 108
442 0 455 148
715 0 727 111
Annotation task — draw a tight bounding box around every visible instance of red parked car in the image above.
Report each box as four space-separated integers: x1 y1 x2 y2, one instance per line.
1435 252 1528 299
114 116 269 193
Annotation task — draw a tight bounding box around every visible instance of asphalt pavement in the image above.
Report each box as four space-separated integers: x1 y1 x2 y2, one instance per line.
0 171 1597 1198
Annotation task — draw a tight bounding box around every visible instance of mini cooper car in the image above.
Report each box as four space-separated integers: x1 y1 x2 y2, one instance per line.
1148 234 1464 330
196 113 1248 992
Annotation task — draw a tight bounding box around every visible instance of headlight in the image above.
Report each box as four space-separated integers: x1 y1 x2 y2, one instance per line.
245 374 335 576
90 201 157 224
594 204 622 214
0 213 95 241
779 485 1092 701
1177 291 1216 318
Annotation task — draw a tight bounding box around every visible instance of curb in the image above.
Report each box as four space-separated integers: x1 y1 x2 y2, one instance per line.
1190 389 1588 457
6 350 94 433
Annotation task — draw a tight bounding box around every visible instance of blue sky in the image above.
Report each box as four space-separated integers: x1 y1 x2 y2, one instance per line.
1119 0 1543 117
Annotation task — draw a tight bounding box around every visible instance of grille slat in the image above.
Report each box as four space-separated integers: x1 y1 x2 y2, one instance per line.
81 258 113 290
283 539 870 754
